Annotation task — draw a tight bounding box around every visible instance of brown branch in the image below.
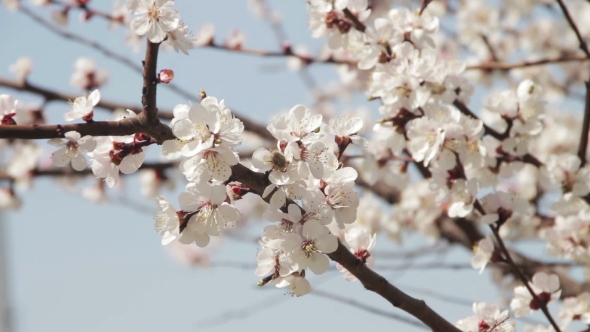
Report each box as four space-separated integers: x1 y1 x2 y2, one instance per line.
141 40 160 122
0 120 141 140
328 242 461 332
17 6 275 141
205 43 355 67
554 0 590 60
579 81 590 164
19 5 140 74
311 289 426 329
44 0 124 24
0 77 276 141
452 99 543 168
228 165 460 331
466 54 588 71
342 8 366 33
490 224 562 332
0 162 177 181
0 77 169 118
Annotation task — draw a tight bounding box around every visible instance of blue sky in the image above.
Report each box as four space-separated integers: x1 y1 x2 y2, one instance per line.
0 1 584 331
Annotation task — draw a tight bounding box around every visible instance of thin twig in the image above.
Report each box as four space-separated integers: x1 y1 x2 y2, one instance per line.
0 77 275 141
342 8 366 32
311 289 426 329
466 54 588 71
471 198 562 332
452 99 543 168
554 0 590 59
17 6 274 141
579 81 590 164
45 0 124 24
328 241 461 332
205 43 355 66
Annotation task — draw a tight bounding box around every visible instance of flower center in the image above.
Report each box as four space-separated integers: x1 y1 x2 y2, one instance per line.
148 4 160 21
65 141 79 158
194 121 212 142
302 240 317 258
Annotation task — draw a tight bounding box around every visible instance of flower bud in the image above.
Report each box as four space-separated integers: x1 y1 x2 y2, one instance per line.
158 69 174 84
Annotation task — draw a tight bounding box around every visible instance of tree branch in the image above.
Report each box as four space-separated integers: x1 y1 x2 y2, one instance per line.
17 6 275 141
452 99 543 168
342 8 366 33
0 77 275 141
554 0 590 60
489 224 562 332
0 162 176 182
141 40 160 122
311 289 426 329
205 42 355 66
0 119 140 140
466 54 588 71
328 242 461 332
579 81 590 164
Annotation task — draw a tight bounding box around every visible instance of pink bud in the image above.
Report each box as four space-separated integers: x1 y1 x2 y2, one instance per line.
1 113 16 126
158 69 174 84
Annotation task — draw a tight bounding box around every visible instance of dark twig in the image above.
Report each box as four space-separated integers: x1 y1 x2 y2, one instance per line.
17 6 274 141
579 81 590 164
342 8 366 32
554 0 590 165
0 162 177 181
20 5 140 73
554 0 590 59
311 289 426 329
328 241 461 332
467 54 588 71
205 43 355 66
0 77 275 141
489 225 562 332
0 120 145 140
452 99 543 168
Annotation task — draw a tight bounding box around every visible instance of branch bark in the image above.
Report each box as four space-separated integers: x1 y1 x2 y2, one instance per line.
579 81 590 164
141 40 160 122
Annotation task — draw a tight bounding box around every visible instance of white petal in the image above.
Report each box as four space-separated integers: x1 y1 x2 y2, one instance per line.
217 204 239 223
71 155 87 171
119 152 144 174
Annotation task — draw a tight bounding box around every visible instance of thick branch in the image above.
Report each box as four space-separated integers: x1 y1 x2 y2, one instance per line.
141 40 160 122
0 162 177 181
0 119 139 139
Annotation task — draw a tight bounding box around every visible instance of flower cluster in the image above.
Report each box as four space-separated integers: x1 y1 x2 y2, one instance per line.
250 105 372 295
155 96 244 247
